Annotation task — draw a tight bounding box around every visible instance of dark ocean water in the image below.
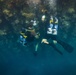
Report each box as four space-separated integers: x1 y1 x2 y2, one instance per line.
0 32 76 75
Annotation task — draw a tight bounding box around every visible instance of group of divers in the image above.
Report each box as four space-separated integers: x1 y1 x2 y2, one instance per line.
19 14 74 55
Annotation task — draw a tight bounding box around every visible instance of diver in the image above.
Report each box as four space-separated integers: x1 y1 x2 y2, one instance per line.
41 16 62 54
47 16 58 43
26 23 41 52
20 25 40 45
41 16 74 54
19 26 35 46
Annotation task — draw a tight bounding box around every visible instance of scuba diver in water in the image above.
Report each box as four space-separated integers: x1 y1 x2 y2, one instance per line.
46 16 58 43
19 22 40 52
19 26 35 46
41 16 74 54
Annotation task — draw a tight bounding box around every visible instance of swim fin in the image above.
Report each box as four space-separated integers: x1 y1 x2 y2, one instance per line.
48 43 63 55
35 43 39 52
56 39 74 53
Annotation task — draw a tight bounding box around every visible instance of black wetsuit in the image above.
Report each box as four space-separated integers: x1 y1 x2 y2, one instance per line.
25 31 35 43
20 28 35 46
44 29 74 54
42 18 74 54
